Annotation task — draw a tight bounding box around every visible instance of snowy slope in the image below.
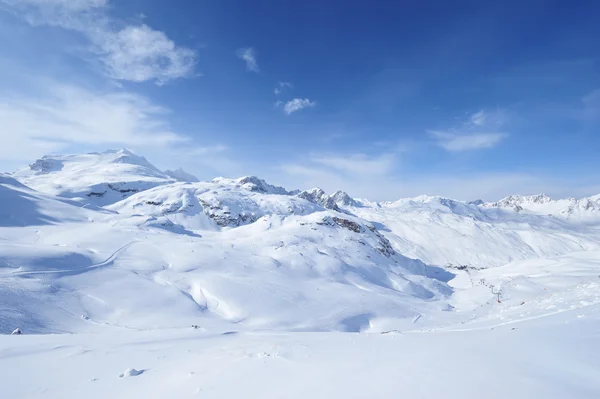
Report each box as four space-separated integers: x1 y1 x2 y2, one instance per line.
0 173 107 227
1 169 453 334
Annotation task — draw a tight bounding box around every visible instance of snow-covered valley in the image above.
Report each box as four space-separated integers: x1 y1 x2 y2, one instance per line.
2 149 600 398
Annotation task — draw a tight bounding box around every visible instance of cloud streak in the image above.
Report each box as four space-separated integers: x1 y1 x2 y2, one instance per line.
429 131 507 151
310 153 395 175
1 0 197 84
236 47 259 73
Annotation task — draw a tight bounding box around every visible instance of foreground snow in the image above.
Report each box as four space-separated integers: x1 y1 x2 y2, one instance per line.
2 305 599 399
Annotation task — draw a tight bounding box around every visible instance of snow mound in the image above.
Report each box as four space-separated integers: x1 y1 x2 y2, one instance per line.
119 368 144 378
107 182 217 232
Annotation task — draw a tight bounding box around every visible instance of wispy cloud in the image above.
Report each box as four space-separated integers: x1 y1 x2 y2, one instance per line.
470 110 487 126
1 0 196 84
310 153 395 175
430 109 509 151
279 152 398 197
429 131 507 151
278 149 599 202
282 98 316 115
236 47 259 73
274 81 293 95
0 81 189 162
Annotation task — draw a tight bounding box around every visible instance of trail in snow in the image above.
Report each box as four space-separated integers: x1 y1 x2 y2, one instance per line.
9 241 138 277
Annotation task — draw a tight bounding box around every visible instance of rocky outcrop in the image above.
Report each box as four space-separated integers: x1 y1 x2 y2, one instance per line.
317 216 396 258
28 157 64 174
297 188 340 211
199 198 258 227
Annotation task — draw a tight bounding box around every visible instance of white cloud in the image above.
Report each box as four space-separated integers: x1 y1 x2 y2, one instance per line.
236 47 259 73
430 109 508 151
1 0 197 84
93 25 196 83
274 81 293 95
429 131 507 151
282 98 316 115
0 82 189 162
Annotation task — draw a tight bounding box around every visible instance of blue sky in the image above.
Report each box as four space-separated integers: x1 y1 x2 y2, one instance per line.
0 0 599 200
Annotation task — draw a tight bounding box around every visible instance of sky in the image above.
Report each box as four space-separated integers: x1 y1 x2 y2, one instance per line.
0 0 599 201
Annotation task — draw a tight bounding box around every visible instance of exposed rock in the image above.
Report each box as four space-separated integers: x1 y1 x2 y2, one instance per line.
28 157 64 174
468 199 484 206
332 217 362 233
87 191 106 197
107 183 140 194
367 225 396 257
199 198 258 227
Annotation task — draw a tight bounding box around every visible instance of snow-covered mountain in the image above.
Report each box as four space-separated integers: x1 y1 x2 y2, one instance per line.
2 152 456 334
12 149 178 206
480 193 600 217
3 149 600 398
341 194 600 268
8 150 600 270
3 149 600 330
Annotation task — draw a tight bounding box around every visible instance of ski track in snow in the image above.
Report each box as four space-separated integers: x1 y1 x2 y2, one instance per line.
9 241 139 277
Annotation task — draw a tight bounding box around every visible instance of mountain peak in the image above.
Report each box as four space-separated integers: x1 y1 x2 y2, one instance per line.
297 188 339 211
236 176 291 195
330 190 361 207
100 148 134 155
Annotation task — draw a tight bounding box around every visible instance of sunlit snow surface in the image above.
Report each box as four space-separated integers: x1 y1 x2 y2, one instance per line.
2 150 600 398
